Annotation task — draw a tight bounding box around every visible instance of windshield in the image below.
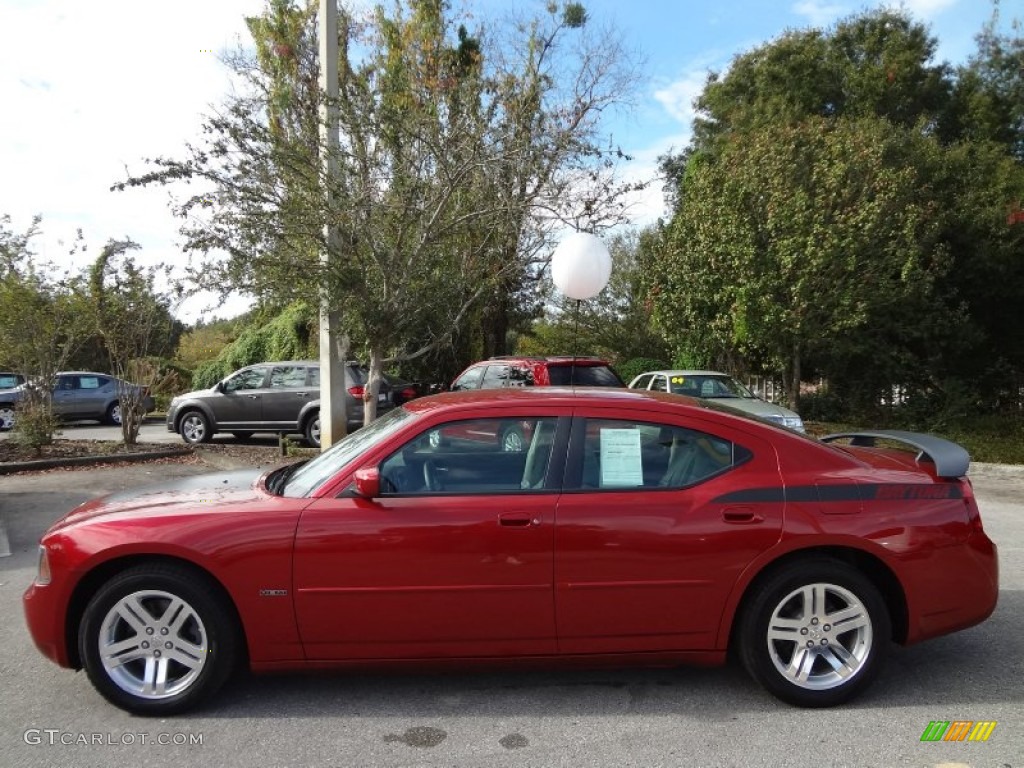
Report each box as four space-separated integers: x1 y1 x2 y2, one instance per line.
669 374 754 399
281 407 415 497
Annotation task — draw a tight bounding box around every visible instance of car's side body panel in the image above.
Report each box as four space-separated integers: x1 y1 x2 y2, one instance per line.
24 388 999 710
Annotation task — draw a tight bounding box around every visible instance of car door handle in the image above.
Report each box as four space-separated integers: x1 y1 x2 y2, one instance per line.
246 395 259 399
499 512 540 527
722 506 763 524
294 392 308 397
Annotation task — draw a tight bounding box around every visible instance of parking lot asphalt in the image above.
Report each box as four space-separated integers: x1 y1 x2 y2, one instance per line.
0 461 1020 768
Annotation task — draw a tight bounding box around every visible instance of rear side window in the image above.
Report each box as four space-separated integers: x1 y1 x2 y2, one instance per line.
451 366 485 391
575 419 750 490
0 374 22 388
548 365 623 387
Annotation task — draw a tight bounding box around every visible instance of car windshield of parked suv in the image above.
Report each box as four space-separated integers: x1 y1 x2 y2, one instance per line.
670 375 754 399
280 406 416 497
547 365 623 387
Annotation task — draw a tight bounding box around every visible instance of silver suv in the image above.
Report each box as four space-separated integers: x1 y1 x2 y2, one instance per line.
166 361 396 447
0 371 154 430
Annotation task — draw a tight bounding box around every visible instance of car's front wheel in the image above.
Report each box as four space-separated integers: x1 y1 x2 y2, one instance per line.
106 401 122 426
78 564 239 715
179 411 211 444
737 559 890 707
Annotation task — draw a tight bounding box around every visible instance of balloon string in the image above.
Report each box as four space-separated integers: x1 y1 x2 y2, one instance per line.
571 299 580 387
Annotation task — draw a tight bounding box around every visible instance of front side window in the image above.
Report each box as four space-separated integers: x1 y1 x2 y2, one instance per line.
576 418 749 490
224 367 268 392
379 416 560 494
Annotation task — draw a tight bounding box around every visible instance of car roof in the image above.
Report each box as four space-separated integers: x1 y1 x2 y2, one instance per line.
403 386 707 417
478 356 610 365
637 370 733 377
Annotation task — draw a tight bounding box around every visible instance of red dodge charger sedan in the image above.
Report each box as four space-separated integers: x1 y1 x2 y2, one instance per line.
23 388 998 715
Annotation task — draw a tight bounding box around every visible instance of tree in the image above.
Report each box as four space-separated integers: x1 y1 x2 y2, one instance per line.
87 240 183 444
115 0 641 428
0 216 91 453
649 117 951 410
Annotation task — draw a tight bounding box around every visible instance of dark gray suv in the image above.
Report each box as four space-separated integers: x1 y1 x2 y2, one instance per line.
166 361 395 447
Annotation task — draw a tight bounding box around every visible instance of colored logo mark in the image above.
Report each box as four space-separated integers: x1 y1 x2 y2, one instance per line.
920 720 997 742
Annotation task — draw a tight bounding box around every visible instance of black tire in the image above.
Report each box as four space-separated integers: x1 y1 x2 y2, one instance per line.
231 431 253 441
304 411 320 448
178 410 211 444
78 564 239 716
105 401 122 426
736 558 890 707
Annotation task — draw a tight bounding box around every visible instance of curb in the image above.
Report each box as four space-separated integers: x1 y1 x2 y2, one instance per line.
0 448 194 476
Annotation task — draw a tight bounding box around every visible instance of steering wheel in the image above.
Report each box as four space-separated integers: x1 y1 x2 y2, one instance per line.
422 459 443 492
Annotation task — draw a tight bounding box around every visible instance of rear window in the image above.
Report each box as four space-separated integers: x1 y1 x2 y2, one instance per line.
547 365 623 387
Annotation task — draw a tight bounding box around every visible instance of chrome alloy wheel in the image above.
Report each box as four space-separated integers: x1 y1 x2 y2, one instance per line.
0 405 14 429
98 590 209 700
110 403 122 425
766 582 873 690
180 413 207 443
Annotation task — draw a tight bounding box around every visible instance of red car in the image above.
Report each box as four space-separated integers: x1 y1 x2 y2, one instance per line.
23 388 997 715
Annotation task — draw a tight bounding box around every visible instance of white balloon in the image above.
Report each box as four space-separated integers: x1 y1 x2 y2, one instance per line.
550 232 612 300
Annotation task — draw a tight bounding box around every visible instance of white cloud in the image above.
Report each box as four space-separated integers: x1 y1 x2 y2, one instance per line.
891 0 959 19
652 68 710 128
0 0 265 321
792 0 850 27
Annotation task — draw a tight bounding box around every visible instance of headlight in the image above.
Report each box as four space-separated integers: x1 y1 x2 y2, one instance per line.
784 417 805 432
35 546 51 585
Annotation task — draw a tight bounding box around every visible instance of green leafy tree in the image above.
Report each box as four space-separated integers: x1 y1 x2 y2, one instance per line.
0 216 91 453
650 118 950 410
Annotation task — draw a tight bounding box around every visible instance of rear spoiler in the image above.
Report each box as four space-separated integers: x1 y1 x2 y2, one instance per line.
821 430 970 479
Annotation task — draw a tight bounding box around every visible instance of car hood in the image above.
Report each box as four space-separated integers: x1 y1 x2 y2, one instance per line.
708 397 799 419
52 469 268 529
173 386 218 401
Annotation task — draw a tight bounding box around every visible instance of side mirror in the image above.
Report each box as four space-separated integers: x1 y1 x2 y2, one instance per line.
353 467 380 499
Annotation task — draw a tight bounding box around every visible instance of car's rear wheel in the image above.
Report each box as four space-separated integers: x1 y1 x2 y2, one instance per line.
737 559 890 707
78 564 239 715
304 412 320 448
179 411 211 444
0 404 15 430
106 401 122 426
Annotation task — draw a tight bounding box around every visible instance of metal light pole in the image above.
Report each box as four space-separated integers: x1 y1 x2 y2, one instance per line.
318 0 347 449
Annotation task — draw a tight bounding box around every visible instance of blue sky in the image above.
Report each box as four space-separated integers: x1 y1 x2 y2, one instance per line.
0 0 1011 320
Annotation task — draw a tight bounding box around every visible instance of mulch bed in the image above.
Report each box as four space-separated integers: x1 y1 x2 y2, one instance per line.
0 439 309 472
